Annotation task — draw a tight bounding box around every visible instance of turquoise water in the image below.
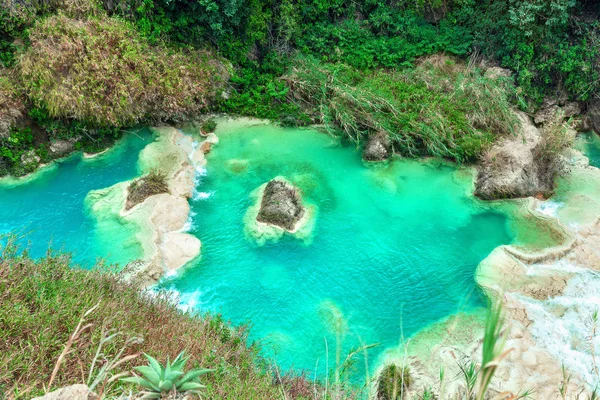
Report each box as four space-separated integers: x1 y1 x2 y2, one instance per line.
0 130 153 265
576 132 600 168
160 123 513 379
0 123 514 381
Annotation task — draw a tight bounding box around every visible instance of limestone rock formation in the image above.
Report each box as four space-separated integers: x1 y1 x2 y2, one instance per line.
32 385 97 400
587 98 600 134
534 99 581 126
362 131 391 162
475 111 553 199
49 139 74 157
256 179 305 231
20 149 40 166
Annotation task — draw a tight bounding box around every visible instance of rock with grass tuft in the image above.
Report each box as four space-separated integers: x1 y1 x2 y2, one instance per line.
256 179 305 231
126 170 169 210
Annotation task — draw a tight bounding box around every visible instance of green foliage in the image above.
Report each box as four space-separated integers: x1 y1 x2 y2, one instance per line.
285 56 517 162
201 119 217 134
0 127 33 163
217 53 309 123
455 0 600 103
297 14 472 70
121 351 213 398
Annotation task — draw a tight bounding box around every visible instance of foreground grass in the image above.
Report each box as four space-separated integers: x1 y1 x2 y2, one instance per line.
0 237 327 399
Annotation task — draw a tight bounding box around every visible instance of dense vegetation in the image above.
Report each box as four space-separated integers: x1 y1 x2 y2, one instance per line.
0 0 598 175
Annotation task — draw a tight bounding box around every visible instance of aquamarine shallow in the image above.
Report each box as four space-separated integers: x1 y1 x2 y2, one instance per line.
160 123 513 379
0 130 153 265
0 123 514 381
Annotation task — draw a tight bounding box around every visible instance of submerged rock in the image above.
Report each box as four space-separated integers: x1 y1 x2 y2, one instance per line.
475 111 553 200
256 179 305 231
363 131 391 162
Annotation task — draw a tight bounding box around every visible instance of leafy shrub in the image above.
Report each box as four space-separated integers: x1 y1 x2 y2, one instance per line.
20 14 228 128
201 119 217 134
121 351 213 398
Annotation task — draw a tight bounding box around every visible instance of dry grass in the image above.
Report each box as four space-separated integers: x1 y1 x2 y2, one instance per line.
0 69 25 138
19 14 228 128
126 170 169 210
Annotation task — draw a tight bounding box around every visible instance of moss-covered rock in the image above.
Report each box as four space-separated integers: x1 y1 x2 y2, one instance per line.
256 179 305 231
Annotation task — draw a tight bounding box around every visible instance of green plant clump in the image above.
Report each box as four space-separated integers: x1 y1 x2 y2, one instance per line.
20 14 228 128
122 351 213 398
285 56 517 162
377 364 412 400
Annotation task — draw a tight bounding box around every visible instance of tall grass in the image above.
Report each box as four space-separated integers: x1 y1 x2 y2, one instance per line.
284 56 517 163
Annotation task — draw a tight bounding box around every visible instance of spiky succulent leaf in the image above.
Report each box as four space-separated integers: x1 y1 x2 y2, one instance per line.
177 381 206 392
158 379 173 392
144 353 164 377
177 368 215 386
164 370 184 383
120 376 161 392
134 365 161 383
171 351 189 371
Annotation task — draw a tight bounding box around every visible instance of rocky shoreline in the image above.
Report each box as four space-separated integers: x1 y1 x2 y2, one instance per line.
85 126 216 287
375 146 600 398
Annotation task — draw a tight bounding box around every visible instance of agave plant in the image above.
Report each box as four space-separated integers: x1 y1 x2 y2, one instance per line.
121 351 213 399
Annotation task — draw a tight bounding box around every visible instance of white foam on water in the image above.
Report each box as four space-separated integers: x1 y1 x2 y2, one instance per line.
182 211 197 232
164 269 178 279
517 269 600 387
537 200 563 217
195 165 208 176
193 191 213 201
177 290 203 314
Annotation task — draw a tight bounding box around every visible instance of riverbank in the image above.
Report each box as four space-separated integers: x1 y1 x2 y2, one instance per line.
383 146 600 397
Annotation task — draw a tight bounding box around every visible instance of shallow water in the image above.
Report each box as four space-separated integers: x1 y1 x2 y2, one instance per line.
0 123 515 381
0 130 153 265
576 132 600 168
160 123 513 379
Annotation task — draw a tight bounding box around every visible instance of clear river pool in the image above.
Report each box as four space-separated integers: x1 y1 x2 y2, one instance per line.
1 122 541 381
